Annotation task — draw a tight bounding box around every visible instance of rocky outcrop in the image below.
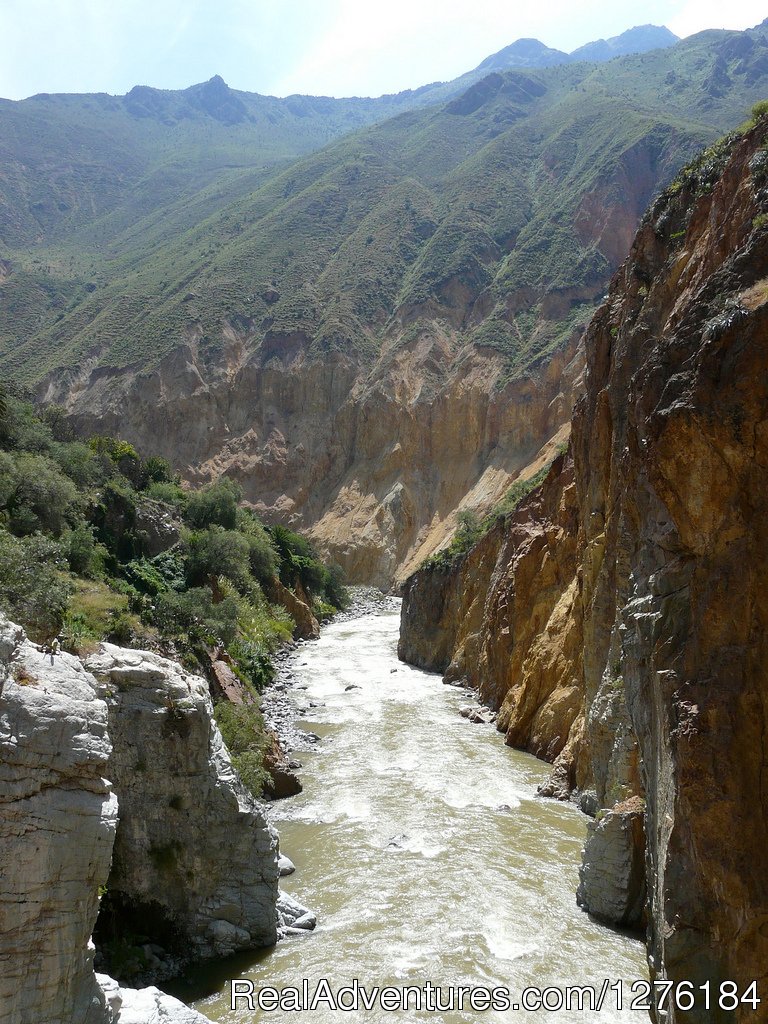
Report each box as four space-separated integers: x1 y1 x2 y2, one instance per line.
400 121 768 1017
0 614 216 1024
85 644 279 966
0 616 118 1024
576 796 646 929
268 577 320 640
263 729 303 799
133 498 181 558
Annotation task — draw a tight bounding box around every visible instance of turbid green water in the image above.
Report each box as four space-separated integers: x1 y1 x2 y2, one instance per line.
175 608 648 1022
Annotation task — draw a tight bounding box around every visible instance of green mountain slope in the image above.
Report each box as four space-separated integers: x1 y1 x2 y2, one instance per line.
2 26 768 388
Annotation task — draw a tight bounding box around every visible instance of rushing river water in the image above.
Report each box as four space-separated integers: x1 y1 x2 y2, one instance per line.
175 607 648 1022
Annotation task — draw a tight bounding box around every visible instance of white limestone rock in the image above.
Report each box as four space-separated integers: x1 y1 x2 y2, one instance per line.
277 891 317 932
113 984 213 1023
85 644 279 962
0 615 118 1024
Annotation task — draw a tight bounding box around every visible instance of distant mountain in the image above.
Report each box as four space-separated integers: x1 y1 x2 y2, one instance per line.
475 24 678 75
475 38 569 73
1 23 767 585
571 24 679 62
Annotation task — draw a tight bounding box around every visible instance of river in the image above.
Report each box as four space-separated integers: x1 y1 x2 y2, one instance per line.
174 606 648 1022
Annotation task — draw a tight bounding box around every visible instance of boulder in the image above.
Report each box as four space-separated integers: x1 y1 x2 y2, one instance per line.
263 730 303 799
85 644 279 968
576 796 646 930
277 892 317 933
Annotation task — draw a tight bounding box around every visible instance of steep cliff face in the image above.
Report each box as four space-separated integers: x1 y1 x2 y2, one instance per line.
399 450 589 797
85 644 278 966
400 121 768 1018
0 617 117 1024
0 614 216 1024
61 332 582 590
572 123 768 1014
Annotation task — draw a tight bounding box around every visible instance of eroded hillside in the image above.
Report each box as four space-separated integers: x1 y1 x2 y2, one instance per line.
3 26 768 585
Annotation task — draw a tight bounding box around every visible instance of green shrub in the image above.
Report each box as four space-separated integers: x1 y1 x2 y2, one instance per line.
214 700 269 797
126 558 170 595
185 526 252 591
236 511 279 584
152 586 241 644
323 563 350 610
140 455 174 487
61 610 101 655
106 611 134 645
0 532 72 641
145 480 187 510
0 398 56 454
65 523 102 576
56 441 109 489
2 452 80 536
184 478 242 530
229 638 274 692
271 524 327 594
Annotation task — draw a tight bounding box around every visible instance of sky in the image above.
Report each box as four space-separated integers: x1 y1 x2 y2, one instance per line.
0 0 766 101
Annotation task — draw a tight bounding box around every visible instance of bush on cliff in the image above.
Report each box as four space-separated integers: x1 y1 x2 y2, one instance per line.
420 461 554 570
213 701 270 797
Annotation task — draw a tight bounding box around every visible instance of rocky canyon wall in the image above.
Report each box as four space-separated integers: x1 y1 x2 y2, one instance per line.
573 121 768 1017
57 332 582 591
0 613 279 1024
400 121 768 1019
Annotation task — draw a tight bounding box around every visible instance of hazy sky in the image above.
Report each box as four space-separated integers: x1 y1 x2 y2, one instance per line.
1 0 766 101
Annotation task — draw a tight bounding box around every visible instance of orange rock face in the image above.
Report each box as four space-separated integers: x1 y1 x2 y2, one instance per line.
401 122 768 1018
573 123 768 1015
399 452 588 797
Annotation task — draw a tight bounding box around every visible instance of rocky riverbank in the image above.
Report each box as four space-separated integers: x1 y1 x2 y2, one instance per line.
261 587 399 758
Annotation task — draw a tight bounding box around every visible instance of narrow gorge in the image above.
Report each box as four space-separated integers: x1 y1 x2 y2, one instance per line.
2 17 768 1024
400 118 768 1019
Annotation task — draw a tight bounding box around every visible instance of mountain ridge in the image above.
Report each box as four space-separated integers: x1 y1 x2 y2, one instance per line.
3 25 768 584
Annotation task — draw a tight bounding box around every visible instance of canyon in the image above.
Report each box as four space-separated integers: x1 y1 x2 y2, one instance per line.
400 118 768 1019
2 19 768 1024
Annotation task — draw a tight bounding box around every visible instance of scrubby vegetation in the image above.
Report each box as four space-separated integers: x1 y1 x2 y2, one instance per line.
5 31 768 389
421 459 556 571
0 387 349 794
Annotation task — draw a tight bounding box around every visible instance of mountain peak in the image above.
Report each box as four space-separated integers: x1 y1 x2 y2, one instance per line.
476 38 569 73
570 25 678 62
475 23 679 75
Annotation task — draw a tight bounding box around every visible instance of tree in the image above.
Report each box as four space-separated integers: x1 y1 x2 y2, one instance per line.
0 533 72 641
185 527 252 592
185 478 242 530
3 453 80 536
